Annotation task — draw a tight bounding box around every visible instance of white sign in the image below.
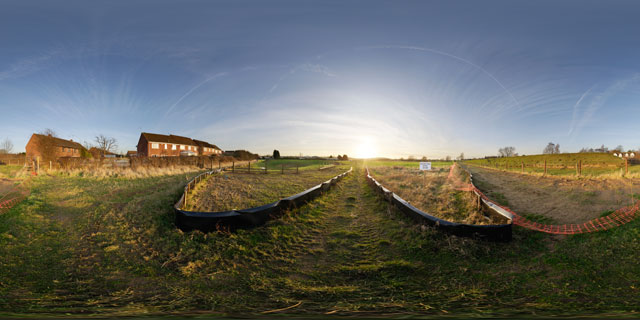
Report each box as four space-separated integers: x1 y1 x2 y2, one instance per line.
419 162 431 171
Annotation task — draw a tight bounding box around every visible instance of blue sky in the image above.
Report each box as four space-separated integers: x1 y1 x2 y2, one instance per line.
2 0 640 158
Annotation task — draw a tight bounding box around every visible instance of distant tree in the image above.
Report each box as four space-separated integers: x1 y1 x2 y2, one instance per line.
329 155 333 159
498 146 516 157
272 149 281 159
95 134 117 157
0 138 13 154
408 155 416 161
337 155 342 160
421 156 427 161
543 142 556 154
554 144 560 154
615 145 624 152
457 152 465 161
342 154 349 160
445 155 451 161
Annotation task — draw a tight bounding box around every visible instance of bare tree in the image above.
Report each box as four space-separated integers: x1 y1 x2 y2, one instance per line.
94 135 117 157
615 145 624 152
457 152 465 161
445 155 451 161
498 146 517 157
0 138 13 154
543 142 557 154
554 144 560 154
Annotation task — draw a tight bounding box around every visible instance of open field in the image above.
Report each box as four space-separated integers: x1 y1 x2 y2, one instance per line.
0 165 24 179
1 160 640 317
364 159 453 169
466 153 640 177
253 158 342 171
465 164 640 224
184 165 350 212
368 166 507 225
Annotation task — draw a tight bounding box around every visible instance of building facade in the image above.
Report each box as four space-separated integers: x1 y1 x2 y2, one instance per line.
25 134 85 162
136 133 222 157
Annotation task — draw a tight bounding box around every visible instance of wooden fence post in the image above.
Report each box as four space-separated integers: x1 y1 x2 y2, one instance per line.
248 161 251 173
626 158 629 175
296 165 299 174
521 161 524 173
281 164 284 174
232 161 235 173
544 160 547 175
265 161 267 174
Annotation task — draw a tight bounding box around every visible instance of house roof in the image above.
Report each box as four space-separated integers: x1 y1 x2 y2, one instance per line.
33 134 84 149
141 133 221 150
88 147 117 156
126 150 137 155
141 132 197 145
193 139 222 151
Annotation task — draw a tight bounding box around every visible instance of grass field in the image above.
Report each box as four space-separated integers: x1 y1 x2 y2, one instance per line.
364 159 453 169
1 160 640 317
249 159 341 171
184 165 350 212
0 165 24 179
465 153 640 177
368 166 506 225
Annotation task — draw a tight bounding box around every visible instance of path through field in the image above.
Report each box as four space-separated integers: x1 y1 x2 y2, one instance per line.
465 164 639 224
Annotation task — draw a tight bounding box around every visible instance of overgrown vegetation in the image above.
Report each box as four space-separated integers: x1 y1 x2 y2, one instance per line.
369 166 507 225
1 160 639 317
184 166 349 212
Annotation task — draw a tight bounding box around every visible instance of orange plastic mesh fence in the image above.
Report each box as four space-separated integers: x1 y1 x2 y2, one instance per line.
448 164 639 235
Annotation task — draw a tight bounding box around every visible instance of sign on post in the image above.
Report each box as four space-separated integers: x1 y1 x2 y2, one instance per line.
419 162 431 171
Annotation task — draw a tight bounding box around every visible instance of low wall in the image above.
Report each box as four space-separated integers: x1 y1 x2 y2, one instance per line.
175 167 353 232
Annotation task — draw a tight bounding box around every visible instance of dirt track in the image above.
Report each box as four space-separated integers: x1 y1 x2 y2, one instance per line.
464 165 640 224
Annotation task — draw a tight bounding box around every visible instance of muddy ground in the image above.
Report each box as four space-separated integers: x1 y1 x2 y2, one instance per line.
464 164 640 224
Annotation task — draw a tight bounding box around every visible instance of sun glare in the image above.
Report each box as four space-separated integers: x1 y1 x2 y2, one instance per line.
353 137 378 159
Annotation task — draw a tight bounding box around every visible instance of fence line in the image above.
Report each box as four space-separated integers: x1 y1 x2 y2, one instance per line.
450 163 639 235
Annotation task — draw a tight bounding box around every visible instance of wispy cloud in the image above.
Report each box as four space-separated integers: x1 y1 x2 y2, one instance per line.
269 63 337 93
363 45 519 106
568 74 640 138
0 49 63 81
163 72 228 117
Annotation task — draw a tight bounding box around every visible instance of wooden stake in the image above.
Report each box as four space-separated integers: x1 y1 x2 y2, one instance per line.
281 164 284 174
521 161 524 173
544 160 547 175
626 158 629 175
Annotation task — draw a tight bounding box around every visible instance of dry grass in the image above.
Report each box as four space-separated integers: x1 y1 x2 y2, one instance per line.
55 165 207 179
185 166 349 212
369 166 505 225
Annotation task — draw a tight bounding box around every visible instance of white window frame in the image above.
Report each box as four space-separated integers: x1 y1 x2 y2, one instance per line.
151 143 159 149
172 144 177 150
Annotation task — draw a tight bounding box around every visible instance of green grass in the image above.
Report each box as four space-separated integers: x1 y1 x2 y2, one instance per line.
252 159 343 171
0 165 23 178
465 153 638 177
363 159 453 169
1 164 640 317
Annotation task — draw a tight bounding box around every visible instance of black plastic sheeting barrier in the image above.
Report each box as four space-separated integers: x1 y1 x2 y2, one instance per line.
175 167 353 232
365 168 512 242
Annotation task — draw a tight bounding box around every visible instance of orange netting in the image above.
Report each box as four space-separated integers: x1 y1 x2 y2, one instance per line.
448 164 639 234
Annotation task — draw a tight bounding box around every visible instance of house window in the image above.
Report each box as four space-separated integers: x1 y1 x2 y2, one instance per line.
181 145 185 150
172 144 177 150
151 143 159 149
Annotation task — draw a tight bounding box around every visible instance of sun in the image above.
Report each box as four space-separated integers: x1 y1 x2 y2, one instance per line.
353 137 378 159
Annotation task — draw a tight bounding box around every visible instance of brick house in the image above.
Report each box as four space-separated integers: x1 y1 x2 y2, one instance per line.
136 133 222 157
25 133 85 162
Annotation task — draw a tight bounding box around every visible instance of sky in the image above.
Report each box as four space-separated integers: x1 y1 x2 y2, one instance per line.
2 0 640 159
